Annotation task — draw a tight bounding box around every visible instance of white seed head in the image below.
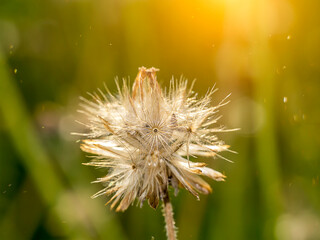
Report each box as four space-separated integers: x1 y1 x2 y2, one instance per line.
77 67 231 212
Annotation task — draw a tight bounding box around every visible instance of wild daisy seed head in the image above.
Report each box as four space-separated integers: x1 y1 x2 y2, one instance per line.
77 67 231 212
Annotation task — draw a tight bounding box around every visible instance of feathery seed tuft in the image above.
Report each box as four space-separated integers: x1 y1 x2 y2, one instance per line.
77 67 231 212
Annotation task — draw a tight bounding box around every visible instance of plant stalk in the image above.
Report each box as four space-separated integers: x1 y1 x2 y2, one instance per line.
162 192 177 240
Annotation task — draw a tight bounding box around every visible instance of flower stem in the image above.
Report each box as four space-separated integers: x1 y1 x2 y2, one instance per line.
163 192 177 240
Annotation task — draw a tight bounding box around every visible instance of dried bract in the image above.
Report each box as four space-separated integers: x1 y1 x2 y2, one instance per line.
77 67 230 212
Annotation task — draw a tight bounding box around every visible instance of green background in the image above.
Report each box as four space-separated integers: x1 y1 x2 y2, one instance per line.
0 0 319 239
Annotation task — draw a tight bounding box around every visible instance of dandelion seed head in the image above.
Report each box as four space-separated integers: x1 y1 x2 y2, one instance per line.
76 67 232 212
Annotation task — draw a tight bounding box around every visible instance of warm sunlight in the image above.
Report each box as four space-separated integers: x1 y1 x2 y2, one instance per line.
0 0 319 239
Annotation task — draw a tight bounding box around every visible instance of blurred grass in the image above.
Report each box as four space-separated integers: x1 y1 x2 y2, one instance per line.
1 0 320 239
0 50 126 240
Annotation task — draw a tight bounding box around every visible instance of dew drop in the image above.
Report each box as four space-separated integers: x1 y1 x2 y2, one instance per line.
283 97 288 103
14 68 17 74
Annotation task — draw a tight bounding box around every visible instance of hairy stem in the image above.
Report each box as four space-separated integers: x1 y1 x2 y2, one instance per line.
162 192 177 240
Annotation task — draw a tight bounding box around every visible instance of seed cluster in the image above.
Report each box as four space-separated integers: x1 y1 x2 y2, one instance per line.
78 67 230 212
